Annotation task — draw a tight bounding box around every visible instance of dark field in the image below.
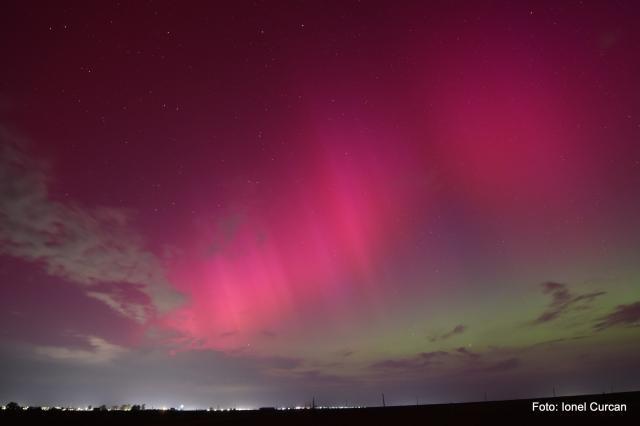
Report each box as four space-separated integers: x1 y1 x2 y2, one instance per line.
2 392 638 425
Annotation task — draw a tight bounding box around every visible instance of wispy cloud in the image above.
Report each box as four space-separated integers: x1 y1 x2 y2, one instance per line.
369 348 520 378
531 281 605 325
0 127 184 322
370 350 449 371
35 336 127 364
428 324 467 342
594 301 640 331
336 349 354 358
455 346 480 358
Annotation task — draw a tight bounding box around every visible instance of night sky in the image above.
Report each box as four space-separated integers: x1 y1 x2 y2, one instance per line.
1 0 640 409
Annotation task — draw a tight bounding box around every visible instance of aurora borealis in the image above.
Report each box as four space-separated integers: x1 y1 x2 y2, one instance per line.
1 0 639 408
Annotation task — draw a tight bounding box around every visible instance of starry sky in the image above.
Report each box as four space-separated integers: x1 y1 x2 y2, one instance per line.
1 0 639 409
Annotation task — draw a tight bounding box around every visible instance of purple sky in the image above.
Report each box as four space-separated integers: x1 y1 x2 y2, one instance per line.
1 0 639 408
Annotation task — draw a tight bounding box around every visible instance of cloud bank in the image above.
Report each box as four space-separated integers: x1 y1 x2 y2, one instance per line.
0 128 184 322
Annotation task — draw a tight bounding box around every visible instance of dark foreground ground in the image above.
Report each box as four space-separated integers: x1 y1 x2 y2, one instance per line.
2 391 638 425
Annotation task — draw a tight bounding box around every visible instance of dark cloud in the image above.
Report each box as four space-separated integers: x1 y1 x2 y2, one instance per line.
531 281 605 325
260 356 304 370
528 335 589 348
420 350 449 360
455 347 481 358
594 301 640 331
428 324 467 342
370 351 450 371
336 349 354 358
369 348 520 381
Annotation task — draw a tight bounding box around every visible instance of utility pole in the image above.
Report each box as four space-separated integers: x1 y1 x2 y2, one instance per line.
382 393 386 407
